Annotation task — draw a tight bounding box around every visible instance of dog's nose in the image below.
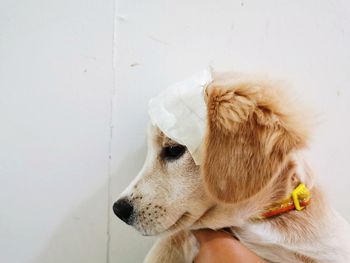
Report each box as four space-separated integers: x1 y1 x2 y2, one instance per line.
113 198 134 224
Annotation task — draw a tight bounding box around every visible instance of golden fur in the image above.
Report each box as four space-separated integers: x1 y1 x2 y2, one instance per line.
203 73 309 203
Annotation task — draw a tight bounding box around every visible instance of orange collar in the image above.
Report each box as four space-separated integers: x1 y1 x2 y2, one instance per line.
257 183 311 220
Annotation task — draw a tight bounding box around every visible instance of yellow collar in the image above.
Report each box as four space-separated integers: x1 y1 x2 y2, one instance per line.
257 183 311 220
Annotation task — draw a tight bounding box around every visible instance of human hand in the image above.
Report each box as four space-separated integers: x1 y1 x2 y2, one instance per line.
193 229 266 263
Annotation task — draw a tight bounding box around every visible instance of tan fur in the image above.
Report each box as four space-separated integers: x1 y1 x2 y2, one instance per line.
294 253 317 263
144 230 199 263
203 74 309 203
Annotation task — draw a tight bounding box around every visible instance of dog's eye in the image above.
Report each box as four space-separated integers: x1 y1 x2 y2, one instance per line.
161 145 186 161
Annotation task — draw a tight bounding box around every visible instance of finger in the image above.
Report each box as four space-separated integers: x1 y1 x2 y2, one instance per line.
192 229 213 243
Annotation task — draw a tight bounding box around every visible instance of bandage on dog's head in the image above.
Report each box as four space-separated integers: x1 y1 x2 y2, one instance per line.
148 69 212 165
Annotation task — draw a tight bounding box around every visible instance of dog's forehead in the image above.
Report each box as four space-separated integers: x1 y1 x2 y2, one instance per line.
149 124 179 147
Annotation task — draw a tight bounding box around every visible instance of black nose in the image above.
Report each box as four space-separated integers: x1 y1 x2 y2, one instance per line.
113 198 134 224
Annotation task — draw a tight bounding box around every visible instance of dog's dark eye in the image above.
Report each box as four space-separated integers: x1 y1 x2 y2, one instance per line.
161 145 186 161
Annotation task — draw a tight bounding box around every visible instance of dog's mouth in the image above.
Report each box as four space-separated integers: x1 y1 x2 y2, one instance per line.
137 205 217 236
138 212 195 236
137 212 192 236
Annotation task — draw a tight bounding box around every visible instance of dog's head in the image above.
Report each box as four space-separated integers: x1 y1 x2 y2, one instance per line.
113 73 309 236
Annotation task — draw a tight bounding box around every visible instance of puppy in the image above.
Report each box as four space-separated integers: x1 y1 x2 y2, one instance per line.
113 72 350 262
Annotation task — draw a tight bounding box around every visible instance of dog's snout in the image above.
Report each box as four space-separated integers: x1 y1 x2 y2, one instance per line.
113 198 134 224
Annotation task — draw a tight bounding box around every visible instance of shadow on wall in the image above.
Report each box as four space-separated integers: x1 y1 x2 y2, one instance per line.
33 145 154 263
109 143 156 263
32 183 109 263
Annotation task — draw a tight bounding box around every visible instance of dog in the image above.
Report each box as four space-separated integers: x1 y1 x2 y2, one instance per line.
113 72 350 262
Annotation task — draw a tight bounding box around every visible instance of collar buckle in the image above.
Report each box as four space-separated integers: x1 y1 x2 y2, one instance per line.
291 183 311 211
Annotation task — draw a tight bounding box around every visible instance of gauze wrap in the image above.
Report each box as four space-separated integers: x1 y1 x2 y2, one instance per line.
148 69 212 165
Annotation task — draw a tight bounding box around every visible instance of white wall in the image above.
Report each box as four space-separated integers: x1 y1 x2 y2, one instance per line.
1 0 349 263
0 0 114 262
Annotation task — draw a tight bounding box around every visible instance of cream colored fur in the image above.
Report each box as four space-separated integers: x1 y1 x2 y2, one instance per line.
117 72 350 263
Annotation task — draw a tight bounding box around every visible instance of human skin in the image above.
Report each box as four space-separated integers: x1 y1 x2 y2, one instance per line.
193 230 267 263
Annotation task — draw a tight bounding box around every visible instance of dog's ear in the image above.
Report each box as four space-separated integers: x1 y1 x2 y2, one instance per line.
202 80 309 203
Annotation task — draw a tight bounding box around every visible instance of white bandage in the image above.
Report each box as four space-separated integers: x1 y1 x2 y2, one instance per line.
148 69 212 165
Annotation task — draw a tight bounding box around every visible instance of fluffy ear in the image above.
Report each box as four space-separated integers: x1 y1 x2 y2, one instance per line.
202 79 309 203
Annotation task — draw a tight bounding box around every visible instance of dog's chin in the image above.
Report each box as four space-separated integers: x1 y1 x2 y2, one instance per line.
136 207 216 237
135 226 177 237
134 212 197 237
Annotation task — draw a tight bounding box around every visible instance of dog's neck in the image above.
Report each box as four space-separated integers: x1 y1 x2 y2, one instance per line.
228 154 343 262
247 151 316 221
194 151 318 229
227 153 329 261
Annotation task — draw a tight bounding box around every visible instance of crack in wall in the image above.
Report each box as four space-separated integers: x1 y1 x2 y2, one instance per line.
106 0 119 262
